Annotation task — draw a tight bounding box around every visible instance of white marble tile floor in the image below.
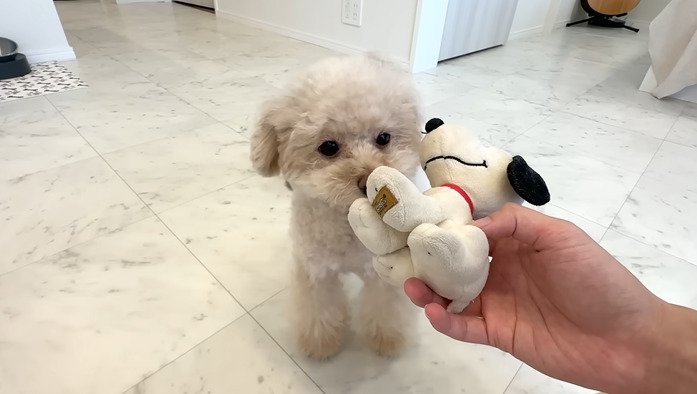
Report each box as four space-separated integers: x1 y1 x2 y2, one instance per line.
1 1 695 393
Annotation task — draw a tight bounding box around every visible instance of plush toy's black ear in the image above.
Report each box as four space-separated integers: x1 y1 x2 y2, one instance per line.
425 118 444 133
507 156 550 206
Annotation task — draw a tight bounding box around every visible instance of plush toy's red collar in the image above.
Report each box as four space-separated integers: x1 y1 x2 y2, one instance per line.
442 183 474 216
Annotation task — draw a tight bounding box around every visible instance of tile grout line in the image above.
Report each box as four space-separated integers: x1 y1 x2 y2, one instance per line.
0 126 251 277
501 363 524 394
598 142 664 242
556 110 665 141
119 312 250 394
246 288 327 394
598 136 671 243
503 112 553 147
606 225 697 267
43 97 300 391
599 105 695 260
47 89 325 393
63 32 250 134
542 202 608 229
45 92 327 392
83 35 257 129
152 173 257 216
44 96 246 308
44 44 323 390
0 96 100 181
558 108 679 141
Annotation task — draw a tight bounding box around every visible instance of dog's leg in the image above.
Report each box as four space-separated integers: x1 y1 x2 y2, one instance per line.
358 275 414 357
292 264 348 360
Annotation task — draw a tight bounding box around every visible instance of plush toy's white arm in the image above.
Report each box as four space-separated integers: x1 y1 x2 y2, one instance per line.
367 167 471 233
408 220 490 313
372 247 413 287
383 186 471 231
348 198 408 255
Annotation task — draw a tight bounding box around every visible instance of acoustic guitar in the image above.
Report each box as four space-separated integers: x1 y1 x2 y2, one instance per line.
582 0 641 17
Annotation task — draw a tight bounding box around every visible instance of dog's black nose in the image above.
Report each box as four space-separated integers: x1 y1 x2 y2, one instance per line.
424 118 444 133
358 176 368 196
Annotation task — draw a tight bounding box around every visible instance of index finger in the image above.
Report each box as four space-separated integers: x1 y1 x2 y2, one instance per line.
473 203 561 250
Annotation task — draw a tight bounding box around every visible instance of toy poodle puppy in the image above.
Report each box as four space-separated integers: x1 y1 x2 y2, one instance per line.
249 54 422 359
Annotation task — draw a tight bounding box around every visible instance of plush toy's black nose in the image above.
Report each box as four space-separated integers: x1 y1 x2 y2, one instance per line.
425 118 444 133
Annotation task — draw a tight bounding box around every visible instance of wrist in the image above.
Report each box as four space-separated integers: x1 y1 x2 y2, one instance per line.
638 302 697 394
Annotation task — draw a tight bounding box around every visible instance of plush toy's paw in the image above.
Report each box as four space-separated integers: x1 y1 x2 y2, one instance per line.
408 222 490 305
408 223 462 270
349 198 408 255
372 248 414 287
367 166 443 232
446 299 470 314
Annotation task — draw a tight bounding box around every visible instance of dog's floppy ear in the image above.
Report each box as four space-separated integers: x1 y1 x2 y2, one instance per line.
250 97 293 177
507 156 550 206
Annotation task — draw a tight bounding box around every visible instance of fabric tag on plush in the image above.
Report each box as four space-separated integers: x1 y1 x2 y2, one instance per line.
372 186 398 218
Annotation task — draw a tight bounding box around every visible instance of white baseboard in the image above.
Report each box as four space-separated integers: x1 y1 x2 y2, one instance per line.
24 47 76 64
508 25 543 41
114 0 170 4
626 19 651 30
558 16 649 31
508 17 570 42
216 10 410 68
510 16 644 42
554 19 571 30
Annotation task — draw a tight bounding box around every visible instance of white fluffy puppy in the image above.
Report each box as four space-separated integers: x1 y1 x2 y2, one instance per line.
250 55 422 359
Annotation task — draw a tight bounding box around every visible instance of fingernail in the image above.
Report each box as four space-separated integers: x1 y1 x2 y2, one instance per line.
474 216 492 229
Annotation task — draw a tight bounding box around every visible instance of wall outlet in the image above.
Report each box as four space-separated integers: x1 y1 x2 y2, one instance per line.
341 0 363 27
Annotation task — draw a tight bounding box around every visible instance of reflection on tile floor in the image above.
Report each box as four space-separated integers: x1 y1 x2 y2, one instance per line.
1 1 696 393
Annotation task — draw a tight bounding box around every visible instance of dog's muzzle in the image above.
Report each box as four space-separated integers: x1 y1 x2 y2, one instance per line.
357 176 368 196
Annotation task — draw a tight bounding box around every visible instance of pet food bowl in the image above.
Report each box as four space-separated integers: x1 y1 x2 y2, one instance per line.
0 37 31 80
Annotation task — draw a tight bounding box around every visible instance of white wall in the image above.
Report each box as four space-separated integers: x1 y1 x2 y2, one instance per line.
216 0 418 65
628 0 671 25
410 0 449 73
0 0 75 63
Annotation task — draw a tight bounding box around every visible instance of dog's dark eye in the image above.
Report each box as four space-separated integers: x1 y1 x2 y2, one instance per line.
318 140 340 157
376 132 391 146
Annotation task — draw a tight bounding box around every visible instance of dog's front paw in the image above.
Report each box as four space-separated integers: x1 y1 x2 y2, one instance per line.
349 198 408 255
298 320 345 360
366 327 407 358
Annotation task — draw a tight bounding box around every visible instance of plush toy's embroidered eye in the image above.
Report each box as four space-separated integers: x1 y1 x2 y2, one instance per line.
318 140 340 156
376 132 391 146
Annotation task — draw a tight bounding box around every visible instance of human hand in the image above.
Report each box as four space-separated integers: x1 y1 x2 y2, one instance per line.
404 203 670 393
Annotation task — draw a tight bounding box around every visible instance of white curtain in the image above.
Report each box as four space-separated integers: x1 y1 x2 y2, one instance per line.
646 0 697 98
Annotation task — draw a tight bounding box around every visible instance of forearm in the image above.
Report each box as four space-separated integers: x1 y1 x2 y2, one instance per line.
640 303 697 394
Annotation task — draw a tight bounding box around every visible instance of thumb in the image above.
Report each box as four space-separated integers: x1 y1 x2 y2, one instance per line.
424 303 489 345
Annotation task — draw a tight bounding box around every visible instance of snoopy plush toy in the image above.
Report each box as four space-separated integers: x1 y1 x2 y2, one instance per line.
348 118 550 313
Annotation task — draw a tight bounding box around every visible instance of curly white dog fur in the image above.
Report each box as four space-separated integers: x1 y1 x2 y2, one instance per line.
249 55 423 359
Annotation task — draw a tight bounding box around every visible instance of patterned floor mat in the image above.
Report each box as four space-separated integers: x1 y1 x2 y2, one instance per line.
0 62 86 103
